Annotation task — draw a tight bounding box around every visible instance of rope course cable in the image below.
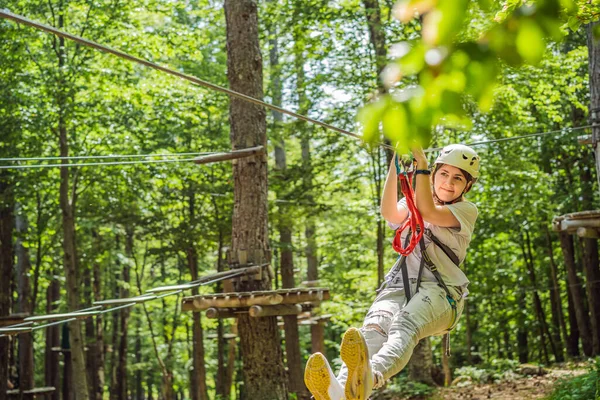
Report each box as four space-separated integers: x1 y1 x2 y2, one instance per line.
0 266 263 337
1 9 595 163
2 123 595 170
425 124 599 152
0 156 201 169
0 151 219 162
0 9 391 151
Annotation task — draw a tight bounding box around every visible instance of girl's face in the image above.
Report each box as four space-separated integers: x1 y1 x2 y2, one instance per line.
433 164 468 203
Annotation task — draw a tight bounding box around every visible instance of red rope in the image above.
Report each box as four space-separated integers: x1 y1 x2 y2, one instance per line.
392 171 424 255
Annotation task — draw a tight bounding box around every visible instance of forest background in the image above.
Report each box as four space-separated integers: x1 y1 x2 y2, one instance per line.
0 0 599 399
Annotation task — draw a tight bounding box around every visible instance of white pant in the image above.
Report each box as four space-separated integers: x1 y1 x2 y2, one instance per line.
337 281 465 385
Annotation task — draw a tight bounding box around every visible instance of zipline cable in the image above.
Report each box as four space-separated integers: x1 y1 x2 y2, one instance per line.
0 156 201 169
2 123 594 170
0 151 219 162
0 266 264 336
0 9 390 150
425 124 599 152
1 11 595 158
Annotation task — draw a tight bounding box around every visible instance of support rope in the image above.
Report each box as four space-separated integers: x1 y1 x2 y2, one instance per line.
0 9 391 150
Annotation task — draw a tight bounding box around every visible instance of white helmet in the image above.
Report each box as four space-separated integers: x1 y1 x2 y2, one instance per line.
434 144 480 180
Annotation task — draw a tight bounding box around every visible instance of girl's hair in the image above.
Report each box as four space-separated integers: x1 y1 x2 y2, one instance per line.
431 164 473 205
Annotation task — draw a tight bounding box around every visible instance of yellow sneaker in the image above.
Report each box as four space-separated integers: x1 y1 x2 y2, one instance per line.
304 352 344 400
340 327 373 400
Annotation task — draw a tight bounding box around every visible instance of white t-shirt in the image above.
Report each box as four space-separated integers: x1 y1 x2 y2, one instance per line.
384 198 478 294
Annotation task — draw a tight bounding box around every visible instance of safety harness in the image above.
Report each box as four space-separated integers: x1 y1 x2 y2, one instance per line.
380 155 463 356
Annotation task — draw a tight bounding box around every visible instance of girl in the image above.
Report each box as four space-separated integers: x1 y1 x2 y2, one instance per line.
304 144 480 400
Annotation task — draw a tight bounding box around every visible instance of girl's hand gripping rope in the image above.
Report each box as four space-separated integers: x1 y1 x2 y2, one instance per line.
392 153 424 255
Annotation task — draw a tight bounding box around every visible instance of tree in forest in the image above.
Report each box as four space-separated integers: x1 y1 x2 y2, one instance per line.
224 0 288 398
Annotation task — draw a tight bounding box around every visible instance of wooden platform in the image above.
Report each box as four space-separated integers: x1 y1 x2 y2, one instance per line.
182 288 330 316
552 210 600 238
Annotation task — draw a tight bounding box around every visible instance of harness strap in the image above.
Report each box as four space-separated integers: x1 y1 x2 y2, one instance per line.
377 232 411 294
399 231 413 301
424 228 460 266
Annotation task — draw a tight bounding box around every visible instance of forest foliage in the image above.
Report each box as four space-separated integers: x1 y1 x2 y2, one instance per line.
0 0 599 399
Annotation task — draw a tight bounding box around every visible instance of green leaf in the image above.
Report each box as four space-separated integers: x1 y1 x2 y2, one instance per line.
398 43 426 76
382 103 411 148
567 16 581 32
357 99 388 144
436 0 469 45
516 19 545 65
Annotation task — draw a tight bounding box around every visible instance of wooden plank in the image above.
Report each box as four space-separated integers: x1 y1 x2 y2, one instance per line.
577 227 600 238
560 218 600 231
578 135 593 145
182 288 330 312
249 304 303 317
184 292 284 311
563 210 600 220
193 146 264 165
205 307 247 319
280 289 329 304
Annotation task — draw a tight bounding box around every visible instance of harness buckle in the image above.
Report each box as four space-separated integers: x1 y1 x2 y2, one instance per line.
446 295 457 309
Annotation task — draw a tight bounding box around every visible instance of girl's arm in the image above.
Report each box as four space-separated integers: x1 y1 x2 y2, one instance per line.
380 155 409 224
412 147 461 228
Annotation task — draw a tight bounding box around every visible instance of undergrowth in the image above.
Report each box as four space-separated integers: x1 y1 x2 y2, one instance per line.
545 358 600 400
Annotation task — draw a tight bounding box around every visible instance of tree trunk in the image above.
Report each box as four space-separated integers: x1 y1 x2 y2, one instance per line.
0 171 14 399
291 8 324 357
15 206 34 392
269 16 307 399
587 20 600 194
110 235 121 400
45 270 61 400
516 292 528 363
186 243 208 400
147 375 153 400
225 1 288 398
408 338 435 385
362 0 392 288
580 235 600 355
362 0 387 83
115 229 133 400
565 273 580 357
225 327 237 399
91 230 104 400
63 325 73 400
522 230 554 363
543 227 566 362
57 24 89 399
559 232 593 356
213 220 231 399
465 299 473 363
134 323 143 400
303 142 325 355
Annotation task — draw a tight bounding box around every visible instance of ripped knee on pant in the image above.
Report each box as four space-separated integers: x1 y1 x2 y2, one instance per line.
362 310 394 337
